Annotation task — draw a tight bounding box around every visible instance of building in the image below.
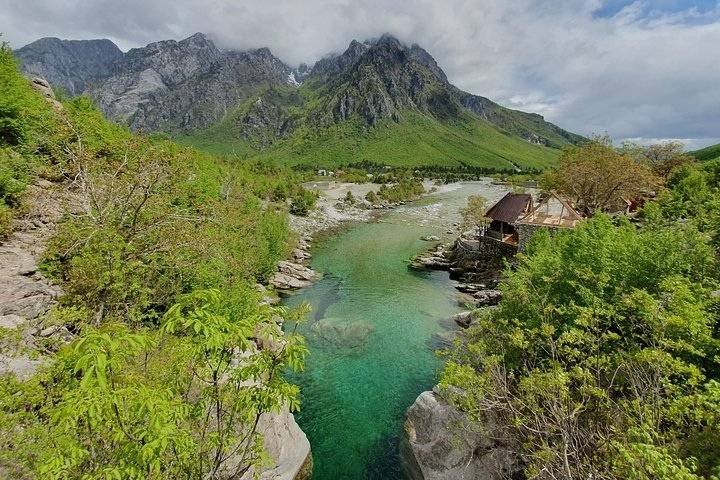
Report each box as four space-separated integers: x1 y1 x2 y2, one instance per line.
516 192 584 250
484 192 533 244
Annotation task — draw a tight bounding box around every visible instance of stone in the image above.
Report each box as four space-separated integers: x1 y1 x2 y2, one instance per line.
451 310 477 329
420 235 440 241
235 409 312 480
402 389 520 480
472 289 502 307
269 272 313 291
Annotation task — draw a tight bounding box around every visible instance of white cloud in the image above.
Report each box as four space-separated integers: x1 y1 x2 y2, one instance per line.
1 0 718 144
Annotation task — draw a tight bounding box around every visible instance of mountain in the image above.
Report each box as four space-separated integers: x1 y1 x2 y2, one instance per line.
690 143 720 162
15 37 123 95
16 33 584 170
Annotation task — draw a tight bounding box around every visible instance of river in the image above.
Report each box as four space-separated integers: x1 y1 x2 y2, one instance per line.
284 180 515 479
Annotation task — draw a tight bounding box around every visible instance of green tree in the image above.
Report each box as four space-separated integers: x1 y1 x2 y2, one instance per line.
441 214 720 478
1 289 307 479
459 194 489 240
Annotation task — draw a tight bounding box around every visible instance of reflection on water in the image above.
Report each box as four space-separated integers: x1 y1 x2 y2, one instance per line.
283 181 515 480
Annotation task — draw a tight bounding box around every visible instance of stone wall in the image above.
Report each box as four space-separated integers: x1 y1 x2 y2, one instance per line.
448 237 517 283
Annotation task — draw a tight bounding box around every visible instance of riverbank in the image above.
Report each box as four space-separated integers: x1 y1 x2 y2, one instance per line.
271 180 457 294
278 181 521 479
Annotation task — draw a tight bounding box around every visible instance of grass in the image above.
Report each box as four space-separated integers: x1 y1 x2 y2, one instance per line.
690 143 720 162
183 109 561 171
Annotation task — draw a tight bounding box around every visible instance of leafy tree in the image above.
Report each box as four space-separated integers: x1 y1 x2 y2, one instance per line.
441 214 720 479
289 188 317 216
639 141 695 180
459 194 489 240
543 137 660 216
1 289 308 479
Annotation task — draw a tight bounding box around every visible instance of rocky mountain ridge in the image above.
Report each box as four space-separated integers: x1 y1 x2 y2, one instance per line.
16 32 583 154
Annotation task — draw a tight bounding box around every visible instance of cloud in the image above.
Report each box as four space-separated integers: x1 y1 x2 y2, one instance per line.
1 0 719 148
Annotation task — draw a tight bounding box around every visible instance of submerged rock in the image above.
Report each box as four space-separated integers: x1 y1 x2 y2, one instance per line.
310 318 374 349
402 389 520 480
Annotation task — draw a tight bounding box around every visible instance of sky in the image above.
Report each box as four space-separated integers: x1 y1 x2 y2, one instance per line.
1 0 719 149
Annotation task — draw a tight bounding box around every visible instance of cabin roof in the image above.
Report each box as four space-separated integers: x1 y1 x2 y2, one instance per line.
518 192 583 228
485 192 533 224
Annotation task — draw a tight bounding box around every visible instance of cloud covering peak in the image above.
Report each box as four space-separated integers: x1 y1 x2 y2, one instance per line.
2 0 719 148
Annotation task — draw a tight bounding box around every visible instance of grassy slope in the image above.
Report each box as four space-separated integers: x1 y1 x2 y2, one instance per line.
256 111 559 169
690 143 720 162
180 107 561 170
174 107 258 158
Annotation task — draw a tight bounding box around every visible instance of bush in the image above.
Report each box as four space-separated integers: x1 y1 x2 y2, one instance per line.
289 188 317 216
441 214 720 478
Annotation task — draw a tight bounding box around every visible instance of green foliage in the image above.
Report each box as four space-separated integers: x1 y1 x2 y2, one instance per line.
343 190 356 205
376 177 424 203
0 43 59 235
690 142 720 163
0 46 311 479
1 289 308 479
365 190 378 204
289 188 317 216
441 214 720 478
187 108 561 171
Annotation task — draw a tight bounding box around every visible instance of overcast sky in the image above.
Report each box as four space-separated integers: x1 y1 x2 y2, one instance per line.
2 0 719 149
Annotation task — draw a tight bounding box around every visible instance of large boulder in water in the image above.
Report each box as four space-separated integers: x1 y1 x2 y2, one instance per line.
401 389 520 480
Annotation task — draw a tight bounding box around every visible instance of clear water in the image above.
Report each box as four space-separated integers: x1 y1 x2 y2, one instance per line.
284 181 514 480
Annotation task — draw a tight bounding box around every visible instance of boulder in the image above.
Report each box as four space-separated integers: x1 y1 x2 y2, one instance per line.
269 272 313 291
421 235 440 241
472 290 502 307
402 389 520 480
451 311 477 329
236 409 312 480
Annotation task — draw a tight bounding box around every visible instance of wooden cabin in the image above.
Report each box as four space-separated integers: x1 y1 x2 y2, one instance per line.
484 192 533 244
517 192 584 250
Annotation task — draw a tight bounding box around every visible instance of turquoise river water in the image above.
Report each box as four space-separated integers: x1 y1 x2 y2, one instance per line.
284 181 513 479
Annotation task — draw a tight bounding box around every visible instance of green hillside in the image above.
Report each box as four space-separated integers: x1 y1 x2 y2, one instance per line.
690 143 720 162
179 107 561 171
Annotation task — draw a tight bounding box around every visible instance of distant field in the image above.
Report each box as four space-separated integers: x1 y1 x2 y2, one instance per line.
179 110 561 171
690 143 720 162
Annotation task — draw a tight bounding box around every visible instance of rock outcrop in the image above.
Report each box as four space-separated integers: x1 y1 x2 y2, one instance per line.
238 409 312 480
0 180 70 378
402 389 520 480
15 37 123 95
270 260 320 291
90 34 293 132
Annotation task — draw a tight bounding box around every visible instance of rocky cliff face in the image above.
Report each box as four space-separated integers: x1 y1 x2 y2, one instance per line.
90 33 293 132
402 389 520 480
15 37 123 95
16 32 583 148
306 35 462 126
16 33 294 133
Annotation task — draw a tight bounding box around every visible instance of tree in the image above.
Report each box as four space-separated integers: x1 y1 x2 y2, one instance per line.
1 289 308 480
543 137 660 216
441 214 720 479
344 190 355 205
459 194 490 240
640 141 695 180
